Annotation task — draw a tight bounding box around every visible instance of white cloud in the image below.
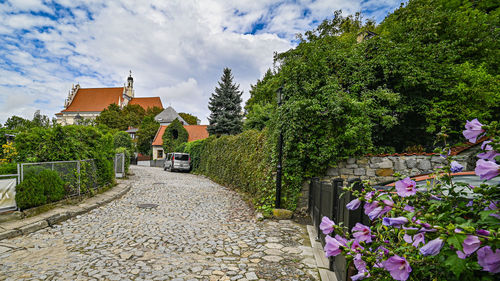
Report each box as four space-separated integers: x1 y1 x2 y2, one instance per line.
0 0 401 125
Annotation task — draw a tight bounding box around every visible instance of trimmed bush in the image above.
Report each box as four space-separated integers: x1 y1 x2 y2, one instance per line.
184 130 276 212
15 169 65 210
0 162 17 175
162 119 188 153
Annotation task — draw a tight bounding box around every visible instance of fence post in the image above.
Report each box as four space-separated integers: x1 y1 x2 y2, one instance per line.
347 178 363 231
329 178 343 272
308 178 317 214
20 164 23 182
77 160 81 196
316 180 323 241
16 163 20 184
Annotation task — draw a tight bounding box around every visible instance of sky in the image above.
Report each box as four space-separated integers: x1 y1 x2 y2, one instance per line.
0 0 404 125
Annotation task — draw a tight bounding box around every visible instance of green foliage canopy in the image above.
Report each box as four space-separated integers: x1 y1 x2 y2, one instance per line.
136 116 160 155
179 113 198 125
95 104 124 130
242 0 499 210
162 119 188 153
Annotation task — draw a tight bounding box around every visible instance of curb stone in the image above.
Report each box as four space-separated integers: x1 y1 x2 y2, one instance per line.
0 182 131 241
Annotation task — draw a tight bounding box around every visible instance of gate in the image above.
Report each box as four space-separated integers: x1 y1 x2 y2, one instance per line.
0 164 20 212
114 152 125 178
308 178 366 281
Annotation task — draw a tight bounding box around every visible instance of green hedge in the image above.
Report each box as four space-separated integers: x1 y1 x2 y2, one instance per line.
15 168 65 210
14 125 115 187
184 130 277 212
0 162 17 175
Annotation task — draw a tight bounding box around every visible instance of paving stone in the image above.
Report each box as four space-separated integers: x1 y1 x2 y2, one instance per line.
0 166 318 280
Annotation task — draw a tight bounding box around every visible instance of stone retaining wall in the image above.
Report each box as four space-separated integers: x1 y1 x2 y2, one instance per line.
296 145 480 213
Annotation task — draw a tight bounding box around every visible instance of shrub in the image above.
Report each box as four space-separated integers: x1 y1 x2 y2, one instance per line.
0 162 17 175
321 119 500 280
183 139 205 171
187 130 276 212
114 131 133 152
94 133 115 187
15 169 65 210
162 119 188 153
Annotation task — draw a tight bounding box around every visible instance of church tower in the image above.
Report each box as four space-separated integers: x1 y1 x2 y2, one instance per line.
123 71 135 105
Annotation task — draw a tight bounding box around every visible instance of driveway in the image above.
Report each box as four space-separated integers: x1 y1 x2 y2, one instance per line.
0 166 318 280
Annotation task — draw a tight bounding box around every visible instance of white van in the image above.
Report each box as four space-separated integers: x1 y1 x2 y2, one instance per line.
164 153 191 172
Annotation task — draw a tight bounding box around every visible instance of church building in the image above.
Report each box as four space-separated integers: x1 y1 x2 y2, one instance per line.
56 72 163 125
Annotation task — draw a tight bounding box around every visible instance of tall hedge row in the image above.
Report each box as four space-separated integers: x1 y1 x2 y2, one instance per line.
184 130 277 212
14 125 115 187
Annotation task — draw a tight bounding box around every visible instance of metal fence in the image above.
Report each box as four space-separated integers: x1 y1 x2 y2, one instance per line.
114 153 125 178
20 159 98 197
308 177 368 281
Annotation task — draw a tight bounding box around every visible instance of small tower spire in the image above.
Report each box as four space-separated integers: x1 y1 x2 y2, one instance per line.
123 70 135 102
127 70 133 88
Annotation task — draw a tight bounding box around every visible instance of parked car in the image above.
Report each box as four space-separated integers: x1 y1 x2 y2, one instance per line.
164 153 191 172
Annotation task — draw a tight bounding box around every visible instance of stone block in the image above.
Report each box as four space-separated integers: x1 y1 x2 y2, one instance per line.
0 211 24 223
326 168 339 176
46 212 70 226
376 168 394 177
354 168 366 176
406 158 417 168
356 158 369 165
20 220 48 234
346 164 358 169
394 159 406 171
347 158 356 164
431 156 445 163
417 160 431 171
370 157 383 164
366 169 376 177
409 168 421 176
340 168 354 175
272 209 293 220
0 229 21 241
378 159 393 169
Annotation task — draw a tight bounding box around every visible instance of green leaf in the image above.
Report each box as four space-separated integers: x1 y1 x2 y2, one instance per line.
444 254 466 277
447 233 466 250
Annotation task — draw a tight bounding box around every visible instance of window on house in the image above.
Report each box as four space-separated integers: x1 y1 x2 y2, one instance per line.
172 129 178 139
157 150 163 159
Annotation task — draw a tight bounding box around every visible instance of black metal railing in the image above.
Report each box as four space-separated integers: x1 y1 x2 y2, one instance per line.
308 177 368 281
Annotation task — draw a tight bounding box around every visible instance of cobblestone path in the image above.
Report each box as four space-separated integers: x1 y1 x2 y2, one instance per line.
0 166 318 281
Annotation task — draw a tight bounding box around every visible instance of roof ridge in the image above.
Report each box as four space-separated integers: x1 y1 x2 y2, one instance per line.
79 87 124 89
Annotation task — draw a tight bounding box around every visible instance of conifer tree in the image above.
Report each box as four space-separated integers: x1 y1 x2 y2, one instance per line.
207 68 243 135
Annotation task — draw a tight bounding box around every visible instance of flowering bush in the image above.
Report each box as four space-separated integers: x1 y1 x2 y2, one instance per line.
321 119 499 280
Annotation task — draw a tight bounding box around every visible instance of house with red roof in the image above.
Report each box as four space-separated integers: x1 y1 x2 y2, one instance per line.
151 107 209 160
56 72 163 125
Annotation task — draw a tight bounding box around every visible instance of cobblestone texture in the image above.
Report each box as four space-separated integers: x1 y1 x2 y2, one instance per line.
0 166 318 281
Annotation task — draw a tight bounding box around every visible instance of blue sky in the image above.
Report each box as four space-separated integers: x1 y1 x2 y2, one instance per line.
0 0 405 124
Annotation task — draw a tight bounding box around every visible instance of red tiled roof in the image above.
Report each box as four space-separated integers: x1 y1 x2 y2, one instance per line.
61 87 123 112
184 125 210 142
152 125 209 146
152 126 167 146
129 97 163 110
